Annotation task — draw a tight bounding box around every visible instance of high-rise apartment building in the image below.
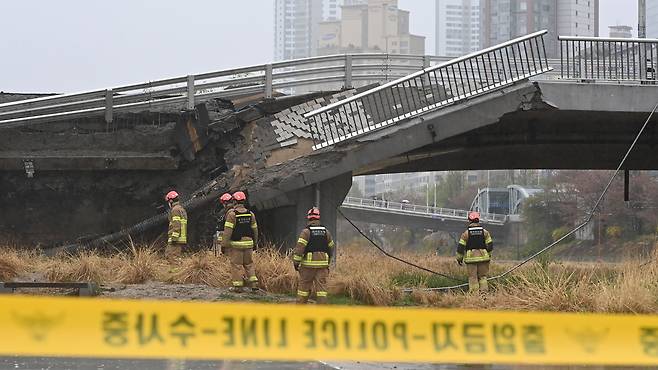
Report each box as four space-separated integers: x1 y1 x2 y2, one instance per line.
274 0 320 61
609 25 633 38
316 0 425 55
435 0 480 57
556 0 599 37
480 0 598 57
274 0 367 61
645 0 658 38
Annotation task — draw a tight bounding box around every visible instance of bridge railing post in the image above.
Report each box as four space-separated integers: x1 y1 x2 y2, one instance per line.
344 55 353 89
186 75 195 110
104 89 113 124
640 43 648 81
265 64 273 99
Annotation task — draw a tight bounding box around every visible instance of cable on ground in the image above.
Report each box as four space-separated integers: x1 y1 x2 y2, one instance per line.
338 208 466 283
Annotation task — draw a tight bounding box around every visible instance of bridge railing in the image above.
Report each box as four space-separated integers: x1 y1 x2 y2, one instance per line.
304 30 552 150
0 54 458 129
342 196 507 224
559 35 658 82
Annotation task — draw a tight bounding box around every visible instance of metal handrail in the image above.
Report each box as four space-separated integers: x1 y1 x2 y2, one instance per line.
559 35 658 43
559 35 658 82
0 53 448 128
341 196 507 225
304 30 552 150
3 32 626 132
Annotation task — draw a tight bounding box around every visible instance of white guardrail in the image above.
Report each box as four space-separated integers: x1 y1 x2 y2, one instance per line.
341 196 507 225
6 33 648 134
0 52 562 130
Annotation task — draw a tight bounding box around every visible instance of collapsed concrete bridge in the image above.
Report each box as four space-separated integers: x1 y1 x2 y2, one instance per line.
2 31 658 252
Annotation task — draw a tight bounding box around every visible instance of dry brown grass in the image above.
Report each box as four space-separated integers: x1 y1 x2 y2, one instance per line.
0 248 25 281
254 248 297 293
170 251 227 287
3 243 658 313
116 246 165 284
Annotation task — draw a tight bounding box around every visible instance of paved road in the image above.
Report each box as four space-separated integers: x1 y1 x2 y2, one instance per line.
0 357 636 370
0 357 333 370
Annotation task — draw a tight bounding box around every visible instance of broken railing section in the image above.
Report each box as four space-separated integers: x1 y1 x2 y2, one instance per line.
304 30 553 150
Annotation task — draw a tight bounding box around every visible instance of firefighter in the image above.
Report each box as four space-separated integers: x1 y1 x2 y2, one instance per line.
293 207 335 304
456 211 493 293
165 190 188 260
213 193 234 256
222 191 259 292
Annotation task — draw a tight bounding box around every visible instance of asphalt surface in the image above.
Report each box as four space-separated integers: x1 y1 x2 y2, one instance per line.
0 357 333 370
0 357 640 369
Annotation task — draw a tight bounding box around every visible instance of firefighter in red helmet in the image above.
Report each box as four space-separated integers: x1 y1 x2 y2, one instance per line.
293 207 335 304
213 193 234 256
456 211 493 293
222 191 259 292
165 190 188 260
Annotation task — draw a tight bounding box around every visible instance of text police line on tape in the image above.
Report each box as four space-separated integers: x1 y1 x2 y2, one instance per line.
2 295 658 365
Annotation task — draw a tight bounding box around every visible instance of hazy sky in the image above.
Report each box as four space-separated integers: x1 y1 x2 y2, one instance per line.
0 0 637 93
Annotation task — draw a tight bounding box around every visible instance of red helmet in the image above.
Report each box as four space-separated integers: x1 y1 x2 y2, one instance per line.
468 211 480 223
219 193 232 204
307 207 321 220
232 191 247 202
165 191 179 202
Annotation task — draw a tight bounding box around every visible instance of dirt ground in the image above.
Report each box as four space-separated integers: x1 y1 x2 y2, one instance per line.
102 281 296 304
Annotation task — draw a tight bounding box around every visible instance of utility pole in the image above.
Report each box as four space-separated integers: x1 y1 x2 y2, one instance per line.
639 0 647 38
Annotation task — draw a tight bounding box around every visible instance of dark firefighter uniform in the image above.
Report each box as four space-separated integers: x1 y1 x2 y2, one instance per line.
222 205 259 289
215 203 233 256
293 221 335 304
457 222 493 293
166 201 188 259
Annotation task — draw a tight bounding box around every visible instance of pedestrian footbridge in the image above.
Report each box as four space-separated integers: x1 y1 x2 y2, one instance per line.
3 30 658 248
340 196 506 233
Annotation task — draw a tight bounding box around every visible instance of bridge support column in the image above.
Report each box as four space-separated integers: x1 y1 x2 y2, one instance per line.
260 172 352 250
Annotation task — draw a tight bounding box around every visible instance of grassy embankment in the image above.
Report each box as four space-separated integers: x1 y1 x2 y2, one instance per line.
1 243 657 313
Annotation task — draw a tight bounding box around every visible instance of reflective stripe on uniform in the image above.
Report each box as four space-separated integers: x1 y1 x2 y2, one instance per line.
232 281 244 287
298 238 308 246
248 276 258 282
230 240 254 248
224 221 235 229
485 234 493 244
297 290 309 297
171 232 180 238
301 260 329 267
464 249 491 264
459 238 467 246
293 255 303 262
328 240 335 248
300 252 329 267
316 291 328 297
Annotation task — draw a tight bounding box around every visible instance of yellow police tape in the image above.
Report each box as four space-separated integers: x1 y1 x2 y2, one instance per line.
1 294 658 365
